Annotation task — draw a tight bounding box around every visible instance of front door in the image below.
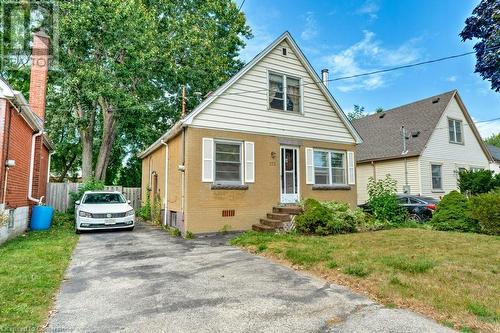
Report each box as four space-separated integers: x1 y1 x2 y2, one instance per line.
280 147 299 203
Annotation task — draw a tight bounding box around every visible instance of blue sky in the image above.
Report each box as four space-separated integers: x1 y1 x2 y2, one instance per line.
236 0 500 138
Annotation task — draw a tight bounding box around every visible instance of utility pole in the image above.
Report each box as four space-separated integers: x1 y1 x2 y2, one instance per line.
181 85 186 118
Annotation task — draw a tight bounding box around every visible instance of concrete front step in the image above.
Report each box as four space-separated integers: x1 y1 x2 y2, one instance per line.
272 206 303 215
266 212 291 222
252 224 275 232
260 218 284 228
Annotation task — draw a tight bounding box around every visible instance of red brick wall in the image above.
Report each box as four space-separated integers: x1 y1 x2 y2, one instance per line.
4 105 33 208
0 99 7 198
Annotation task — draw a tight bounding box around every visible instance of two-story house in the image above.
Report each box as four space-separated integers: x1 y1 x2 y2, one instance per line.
139 32 362 234
353 90 493 204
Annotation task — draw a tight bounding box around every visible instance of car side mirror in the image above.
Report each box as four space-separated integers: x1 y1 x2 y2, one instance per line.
127 200 131 204
75 200 80 205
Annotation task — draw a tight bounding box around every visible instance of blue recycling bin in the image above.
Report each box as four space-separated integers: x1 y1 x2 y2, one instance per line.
30 205 54 230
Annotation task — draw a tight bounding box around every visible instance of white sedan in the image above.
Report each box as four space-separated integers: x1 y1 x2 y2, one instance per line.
75 191 135 233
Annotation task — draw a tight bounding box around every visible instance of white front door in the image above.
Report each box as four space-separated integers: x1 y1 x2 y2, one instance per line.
280 146 299 203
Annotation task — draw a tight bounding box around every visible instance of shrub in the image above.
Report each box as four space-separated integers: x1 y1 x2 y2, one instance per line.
151 193 162 225
295 199 367 235
137 191 152 220
469 190 500 235
367 175 407 224
431 191 479 232
458 169 500 195
68 178 105 213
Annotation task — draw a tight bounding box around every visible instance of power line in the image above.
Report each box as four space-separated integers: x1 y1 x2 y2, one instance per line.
238 0 246 11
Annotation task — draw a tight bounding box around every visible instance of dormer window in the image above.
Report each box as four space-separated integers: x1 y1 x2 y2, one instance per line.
268 72 302 113
448 118 463 144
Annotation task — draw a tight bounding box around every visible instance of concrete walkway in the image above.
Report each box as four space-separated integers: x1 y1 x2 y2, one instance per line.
46 223 454 333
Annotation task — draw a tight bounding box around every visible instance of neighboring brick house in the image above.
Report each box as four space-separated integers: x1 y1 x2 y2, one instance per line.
0 31 54 244
138 32 362 234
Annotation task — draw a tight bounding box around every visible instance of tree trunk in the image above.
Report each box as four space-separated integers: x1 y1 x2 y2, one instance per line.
57 153 77 182
77 102 95 181
94 98 118 181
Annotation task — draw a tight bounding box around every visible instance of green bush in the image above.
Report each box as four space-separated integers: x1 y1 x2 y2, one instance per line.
67 178 105 213
431 191 478 232
295 199 368 235
367 175 407 224
137 190 152 220
469 190 500 235
458 169 500 195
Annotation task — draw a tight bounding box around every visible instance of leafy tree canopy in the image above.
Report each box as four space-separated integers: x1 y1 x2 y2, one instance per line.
485 133 500 147
460 0 500 92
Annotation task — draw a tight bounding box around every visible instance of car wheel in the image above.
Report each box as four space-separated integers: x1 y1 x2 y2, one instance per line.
409 214 422 223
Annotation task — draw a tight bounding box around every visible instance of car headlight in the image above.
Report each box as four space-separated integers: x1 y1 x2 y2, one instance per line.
79 211 92 218
126 209 135 216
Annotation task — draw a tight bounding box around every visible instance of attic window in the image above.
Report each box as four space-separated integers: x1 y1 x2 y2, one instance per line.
282 48 287 56
268 72 302 113
432 97 440 104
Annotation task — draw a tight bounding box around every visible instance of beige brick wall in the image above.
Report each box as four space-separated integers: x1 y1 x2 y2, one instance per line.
184 127 357 234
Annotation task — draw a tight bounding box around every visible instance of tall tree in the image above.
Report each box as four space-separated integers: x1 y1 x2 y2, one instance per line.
347 105 366 121
485 133 500 147
460 0 500 92
52 0 251 181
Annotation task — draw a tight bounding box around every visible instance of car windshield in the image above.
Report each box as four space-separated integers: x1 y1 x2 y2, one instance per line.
83 193 125 204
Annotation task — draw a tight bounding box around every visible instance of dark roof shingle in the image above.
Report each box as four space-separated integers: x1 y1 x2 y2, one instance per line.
352 90 456 163
487 144 500 162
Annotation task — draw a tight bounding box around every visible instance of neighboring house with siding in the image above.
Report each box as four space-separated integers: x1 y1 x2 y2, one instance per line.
353 90 493 204
487 145 500 174
138 32 362 234
0 31 54 245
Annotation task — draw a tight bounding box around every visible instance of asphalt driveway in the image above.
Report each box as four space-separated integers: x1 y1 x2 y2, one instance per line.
46 223 454 333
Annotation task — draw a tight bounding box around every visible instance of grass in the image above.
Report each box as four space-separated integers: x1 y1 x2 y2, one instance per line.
0 212 78 331
231 229 500 332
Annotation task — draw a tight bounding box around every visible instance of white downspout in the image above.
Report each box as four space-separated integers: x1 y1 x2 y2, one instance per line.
28 131 43 204
160 140 168 226
47 151 55 184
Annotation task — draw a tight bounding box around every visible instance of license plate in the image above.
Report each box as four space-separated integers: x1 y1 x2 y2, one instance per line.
105 219 116 225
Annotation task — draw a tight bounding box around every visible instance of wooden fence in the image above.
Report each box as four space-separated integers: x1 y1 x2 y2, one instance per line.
46 183 141 212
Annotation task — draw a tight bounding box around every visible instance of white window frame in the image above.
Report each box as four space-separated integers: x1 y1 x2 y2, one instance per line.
448 118 464 144
267 70 303 114
214 139 243 185
431 163 443 191
312 149 347 185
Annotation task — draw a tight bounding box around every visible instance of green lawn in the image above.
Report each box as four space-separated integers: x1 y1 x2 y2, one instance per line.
231 229 500 333
0 213 78 331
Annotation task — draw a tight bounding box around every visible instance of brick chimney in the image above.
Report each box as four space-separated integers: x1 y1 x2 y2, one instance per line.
29 31 50 121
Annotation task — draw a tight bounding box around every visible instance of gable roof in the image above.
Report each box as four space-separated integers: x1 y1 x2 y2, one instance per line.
487 144 500 162
138 31 362 159
352 90 493 163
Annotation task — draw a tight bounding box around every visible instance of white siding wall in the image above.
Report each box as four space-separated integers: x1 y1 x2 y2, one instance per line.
490 162 500 175
420 97 490 199
356 157 420 204
190 40 355 144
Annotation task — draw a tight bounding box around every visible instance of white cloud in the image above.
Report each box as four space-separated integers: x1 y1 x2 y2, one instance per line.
446 75 457 82
475 119 500 139
324 30 422 92
301 12 318 41
356 0 379 20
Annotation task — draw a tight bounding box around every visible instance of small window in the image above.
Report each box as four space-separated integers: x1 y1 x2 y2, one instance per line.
214 141 242 184
431 164 442 190
313 150 346 185
448 119 463 144
269 72 301 112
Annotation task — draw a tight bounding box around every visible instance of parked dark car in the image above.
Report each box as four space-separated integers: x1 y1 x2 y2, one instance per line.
359 194 439 222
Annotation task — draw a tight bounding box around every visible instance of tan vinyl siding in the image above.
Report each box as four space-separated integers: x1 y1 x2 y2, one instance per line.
420 97 490 199
184 127 356 234
190 40 355 144
356 157 420 204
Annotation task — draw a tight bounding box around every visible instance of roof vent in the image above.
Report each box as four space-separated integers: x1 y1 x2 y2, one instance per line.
432 97 440 104
379 113 385 119
282 48 287 56
411 131 420 138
